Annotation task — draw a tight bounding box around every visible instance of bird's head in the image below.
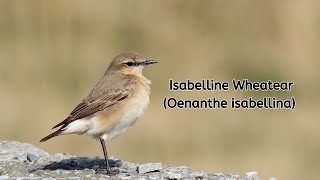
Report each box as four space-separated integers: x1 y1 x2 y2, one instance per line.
107 51 158 76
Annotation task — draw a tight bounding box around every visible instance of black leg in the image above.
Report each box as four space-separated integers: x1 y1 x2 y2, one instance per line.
100 138 111 174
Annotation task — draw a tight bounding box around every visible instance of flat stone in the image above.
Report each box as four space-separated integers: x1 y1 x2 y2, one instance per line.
138 163 162 174
190 172 206 178
120 177 132 180
0 141 48 162
245 171 258 177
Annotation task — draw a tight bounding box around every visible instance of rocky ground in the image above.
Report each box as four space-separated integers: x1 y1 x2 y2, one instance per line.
0 141 262 180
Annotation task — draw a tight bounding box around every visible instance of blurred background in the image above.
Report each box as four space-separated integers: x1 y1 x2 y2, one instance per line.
0 1 319 179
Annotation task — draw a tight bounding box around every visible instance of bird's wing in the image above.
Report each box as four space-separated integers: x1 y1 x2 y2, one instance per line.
52 92 130 129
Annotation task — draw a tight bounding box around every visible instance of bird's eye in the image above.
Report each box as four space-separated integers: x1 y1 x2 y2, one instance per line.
125 62 134 67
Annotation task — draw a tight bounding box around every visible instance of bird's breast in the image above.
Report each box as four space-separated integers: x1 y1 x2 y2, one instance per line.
118 81 150 125
90 79 151 140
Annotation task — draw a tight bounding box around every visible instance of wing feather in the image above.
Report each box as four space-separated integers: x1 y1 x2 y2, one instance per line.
52 92 129 129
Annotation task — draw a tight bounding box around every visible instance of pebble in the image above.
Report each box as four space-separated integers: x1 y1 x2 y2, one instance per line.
138 163 162 174
27 153 39 162
120 177 132 180
245 171 257 177
166 172 182 179
190 172 206 178
269 177 277 180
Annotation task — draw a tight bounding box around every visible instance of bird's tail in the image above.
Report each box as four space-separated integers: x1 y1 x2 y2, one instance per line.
40 129 62 142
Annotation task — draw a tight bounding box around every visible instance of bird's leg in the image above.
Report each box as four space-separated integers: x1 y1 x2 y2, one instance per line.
99 138 113 174
96 138 119 175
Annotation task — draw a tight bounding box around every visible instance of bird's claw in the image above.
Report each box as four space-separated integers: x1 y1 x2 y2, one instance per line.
96 167 119 176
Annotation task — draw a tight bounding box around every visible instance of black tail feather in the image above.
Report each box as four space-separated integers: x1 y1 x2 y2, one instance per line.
40 129 62 142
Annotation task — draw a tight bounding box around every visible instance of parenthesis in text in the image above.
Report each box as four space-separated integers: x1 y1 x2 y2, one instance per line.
163 97 167 110
291 97 296 110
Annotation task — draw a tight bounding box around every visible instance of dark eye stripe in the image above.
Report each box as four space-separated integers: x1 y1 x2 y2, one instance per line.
126 62 134 66
125 62 140 67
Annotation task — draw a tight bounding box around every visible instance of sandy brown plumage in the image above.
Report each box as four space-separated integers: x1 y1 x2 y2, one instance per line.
40 71 139 142
40 51 157 175
40 52 147 142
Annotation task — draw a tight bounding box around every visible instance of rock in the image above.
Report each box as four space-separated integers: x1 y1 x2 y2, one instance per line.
27 153 40 162
0 141 48 162
126 165 138 173
0 175 9 180
190 172 206 178
0 141 263 180
120 176 132 180
138 163 162 174
15 153 27 162
166 171 182 179
245 171 258 177
213 172 224 176
147 175 160 180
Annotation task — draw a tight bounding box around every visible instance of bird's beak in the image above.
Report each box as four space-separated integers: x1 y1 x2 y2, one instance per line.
143 60 158 65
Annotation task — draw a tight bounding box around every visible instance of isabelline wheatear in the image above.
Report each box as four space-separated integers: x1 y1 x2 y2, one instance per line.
40 51 157 174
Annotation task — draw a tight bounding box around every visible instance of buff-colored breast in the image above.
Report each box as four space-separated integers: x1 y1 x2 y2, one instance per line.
85 76 151 140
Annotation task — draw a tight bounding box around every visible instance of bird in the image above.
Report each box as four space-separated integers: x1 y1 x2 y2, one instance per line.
40 51 158 175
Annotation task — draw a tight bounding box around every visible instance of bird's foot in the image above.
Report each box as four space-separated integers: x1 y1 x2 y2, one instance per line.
96 167 119 176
